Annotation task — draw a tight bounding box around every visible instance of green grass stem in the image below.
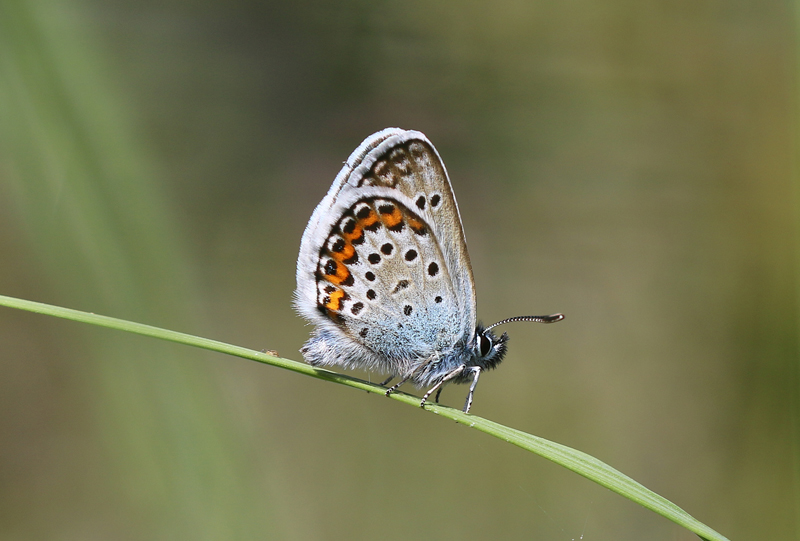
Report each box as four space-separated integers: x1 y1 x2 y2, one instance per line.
0 293 729 541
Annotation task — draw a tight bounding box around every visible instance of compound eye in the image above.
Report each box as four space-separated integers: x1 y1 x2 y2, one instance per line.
478 334 493 357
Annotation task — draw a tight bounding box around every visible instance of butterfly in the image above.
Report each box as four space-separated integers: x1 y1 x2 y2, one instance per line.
295 128 563 413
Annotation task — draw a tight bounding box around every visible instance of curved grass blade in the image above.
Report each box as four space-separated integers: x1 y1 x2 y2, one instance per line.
0 293 729 541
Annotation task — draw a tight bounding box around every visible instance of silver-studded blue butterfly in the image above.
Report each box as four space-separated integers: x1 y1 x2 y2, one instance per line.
295 128 563 413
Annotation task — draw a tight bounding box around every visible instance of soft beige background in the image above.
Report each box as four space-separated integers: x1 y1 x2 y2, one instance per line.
0 0 795 539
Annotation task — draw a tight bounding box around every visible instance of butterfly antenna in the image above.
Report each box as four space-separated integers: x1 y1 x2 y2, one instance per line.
484 313 564 332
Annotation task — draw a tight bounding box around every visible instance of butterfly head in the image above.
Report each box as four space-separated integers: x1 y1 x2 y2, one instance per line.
471 313 565 370
471 324 509 370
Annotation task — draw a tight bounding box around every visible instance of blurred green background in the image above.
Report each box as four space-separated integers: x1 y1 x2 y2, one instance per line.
0 0 795 539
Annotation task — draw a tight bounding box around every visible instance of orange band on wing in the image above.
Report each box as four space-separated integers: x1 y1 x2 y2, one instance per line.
329 242 356 263
380 206 403 228
407 216 427 235
328 266 351 286
325 288 347 311
341 222 363 244
357 208 380 231
322 258 353 286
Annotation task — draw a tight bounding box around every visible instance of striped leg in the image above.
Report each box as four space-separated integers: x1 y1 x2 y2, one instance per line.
384 375 410 397
419 365 466 409
462 367 481 413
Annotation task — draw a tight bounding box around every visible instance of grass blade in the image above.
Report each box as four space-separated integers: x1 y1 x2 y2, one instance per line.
0 293 729 541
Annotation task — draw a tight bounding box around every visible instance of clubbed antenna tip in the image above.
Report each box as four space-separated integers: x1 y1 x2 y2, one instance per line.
485 313 564 332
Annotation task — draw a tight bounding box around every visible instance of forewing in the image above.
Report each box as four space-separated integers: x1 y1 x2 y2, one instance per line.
345 129 476 327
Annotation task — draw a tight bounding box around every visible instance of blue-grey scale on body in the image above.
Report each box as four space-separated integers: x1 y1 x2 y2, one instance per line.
295 128 563 413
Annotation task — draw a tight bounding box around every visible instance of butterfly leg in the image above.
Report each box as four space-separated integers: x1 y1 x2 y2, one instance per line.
462 367 482 413
434 387 443 403
385 375 411 397
379 375 394 387
419 365 466 409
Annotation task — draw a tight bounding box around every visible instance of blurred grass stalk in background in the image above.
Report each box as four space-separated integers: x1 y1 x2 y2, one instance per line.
0 0 275 537
794 0 800 535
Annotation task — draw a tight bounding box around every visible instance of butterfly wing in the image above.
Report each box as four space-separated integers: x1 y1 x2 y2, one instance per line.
295 128 477 379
